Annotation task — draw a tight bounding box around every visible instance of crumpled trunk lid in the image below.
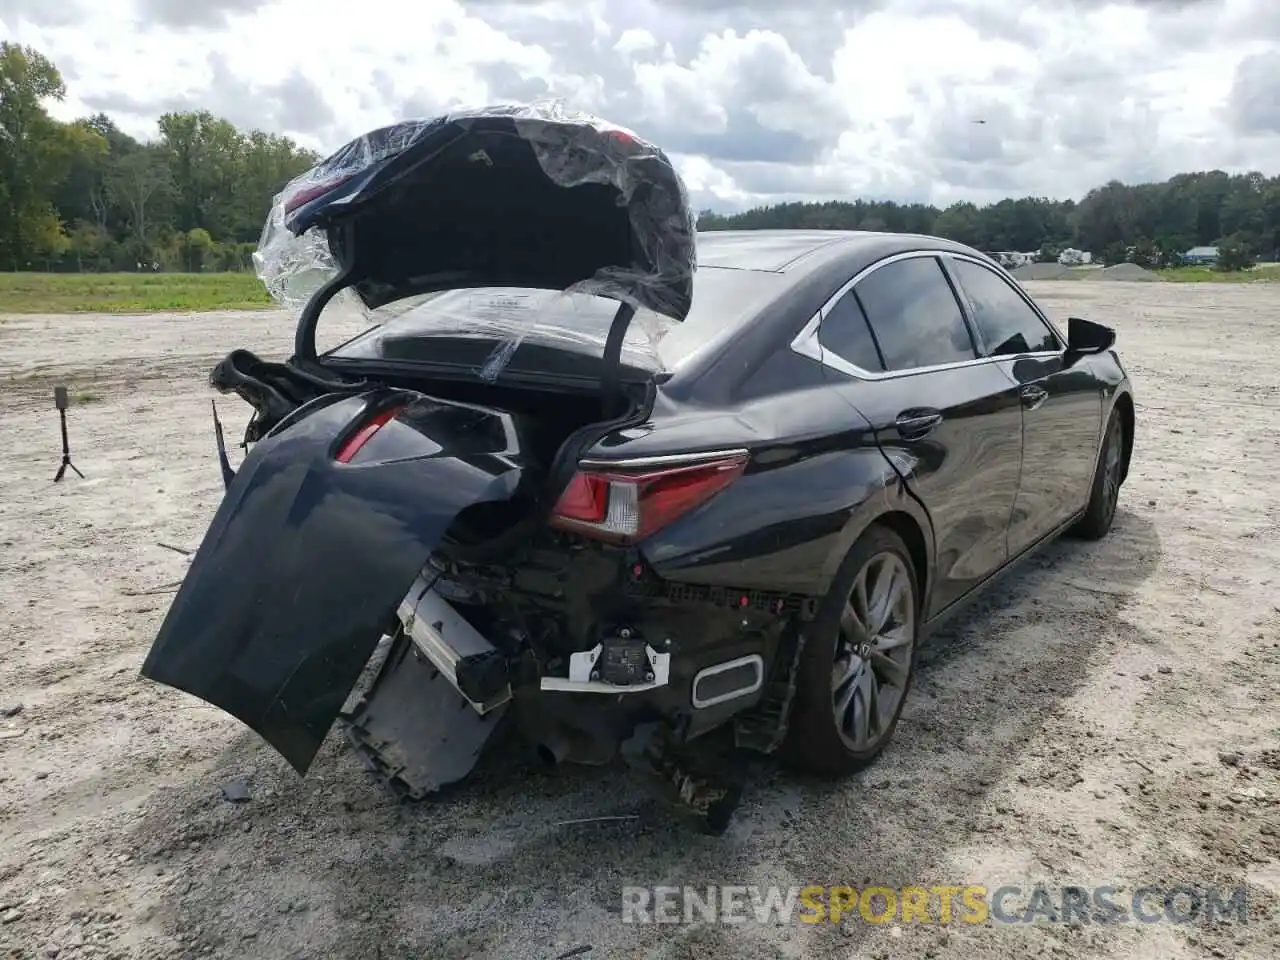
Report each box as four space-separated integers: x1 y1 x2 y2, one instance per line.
140 389 539 773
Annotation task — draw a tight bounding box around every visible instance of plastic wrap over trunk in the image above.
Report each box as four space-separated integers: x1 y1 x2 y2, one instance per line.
252 102 697 380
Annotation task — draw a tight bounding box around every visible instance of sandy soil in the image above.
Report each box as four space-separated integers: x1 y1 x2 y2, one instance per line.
1 281 1278 960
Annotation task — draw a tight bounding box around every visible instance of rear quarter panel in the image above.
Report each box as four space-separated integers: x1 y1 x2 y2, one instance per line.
590 380 934 601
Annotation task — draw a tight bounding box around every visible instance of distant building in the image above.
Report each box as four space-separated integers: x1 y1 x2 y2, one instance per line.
1057 248 1092 265
993 251 1035 268
1183 246 1218 265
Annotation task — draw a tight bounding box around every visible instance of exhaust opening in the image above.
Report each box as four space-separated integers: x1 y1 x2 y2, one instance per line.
536 734 571 766
692 654 764 709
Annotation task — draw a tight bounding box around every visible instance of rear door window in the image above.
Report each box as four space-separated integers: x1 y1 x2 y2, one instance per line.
949 258 1060 356
854 257 977 371
818 289 884 372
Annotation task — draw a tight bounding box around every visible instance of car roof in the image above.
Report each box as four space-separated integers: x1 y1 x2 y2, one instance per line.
695 229 985 275
662 230 995 396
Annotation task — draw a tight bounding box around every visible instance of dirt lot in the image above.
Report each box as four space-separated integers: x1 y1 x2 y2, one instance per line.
1 281 1278 960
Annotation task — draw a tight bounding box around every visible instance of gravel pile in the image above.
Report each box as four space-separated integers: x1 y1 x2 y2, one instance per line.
1096 262 1162 281
1011 262 1069 280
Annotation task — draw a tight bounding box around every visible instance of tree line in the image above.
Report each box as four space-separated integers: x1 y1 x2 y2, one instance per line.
3 41 1279 274
0 43 318 273
697 170 1280 270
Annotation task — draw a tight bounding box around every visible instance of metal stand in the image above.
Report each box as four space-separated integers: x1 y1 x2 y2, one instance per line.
52 387 84 483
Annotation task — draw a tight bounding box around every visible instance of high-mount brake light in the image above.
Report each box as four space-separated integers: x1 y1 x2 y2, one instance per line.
550 453 749 543
334 405 403 463
283 174 355 215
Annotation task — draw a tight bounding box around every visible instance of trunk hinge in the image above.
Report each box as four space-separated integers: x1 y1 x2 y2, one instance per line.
599 300 637 420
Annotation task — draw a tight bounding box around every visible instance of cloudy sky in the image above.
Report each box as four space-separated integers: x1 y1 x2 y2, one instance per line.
2 0 1279 212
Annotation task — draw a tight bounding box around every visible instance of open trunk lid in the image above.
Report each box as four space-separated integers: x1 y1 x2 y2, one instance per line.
255 104 697 373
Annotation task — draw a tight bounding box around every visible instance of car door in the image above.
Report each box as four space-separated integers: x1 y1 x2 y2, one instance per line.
805 252 1026 618
942 254 1104 556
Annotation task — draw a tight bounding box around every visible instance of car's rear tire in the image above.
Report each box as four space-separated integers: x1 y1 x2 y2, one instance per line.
781 524 920 777
1070 407 1126 541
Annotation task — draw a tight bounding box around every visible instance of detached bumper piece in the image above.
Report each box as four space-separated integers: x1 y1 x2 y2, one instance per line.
398 575 513 714
344 631 509 800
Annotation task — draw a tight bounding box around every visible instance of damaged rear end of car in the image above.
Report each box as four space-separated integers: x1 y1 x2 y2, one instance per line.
141 104 783 830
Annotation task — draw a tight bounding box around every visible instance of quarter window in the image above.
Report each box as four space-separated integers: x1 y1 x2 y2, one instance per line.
818 289 884 371
950 259 1060 356
853 257 977 371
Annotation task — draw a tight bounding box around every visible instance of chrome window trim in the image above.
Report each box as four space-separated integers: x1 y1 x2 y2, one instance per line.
577 447 751 470
790 249 1065 381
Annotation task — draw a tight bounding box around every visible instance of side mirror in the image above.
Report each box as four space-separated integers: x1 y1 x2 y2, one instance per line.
1065 316 1116 359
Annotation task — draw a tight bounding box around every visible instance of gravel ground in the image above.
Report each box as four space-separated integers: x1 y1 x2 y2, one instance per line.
1 281 1278 960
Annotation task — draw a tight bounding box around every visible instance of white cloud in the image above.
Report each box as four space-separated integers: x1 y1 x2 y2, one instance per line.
1 0 1276 212
613 27 658 57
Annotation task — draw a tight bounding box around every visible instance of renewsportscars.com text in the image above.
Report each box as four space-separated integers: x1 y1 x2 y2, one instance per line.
621 884 1249 926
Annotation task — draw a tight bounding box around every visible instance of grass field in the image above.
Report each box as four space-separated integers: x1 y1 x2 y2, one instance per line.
1157 263 1280 282
0 271 273 314
1 262 1277 315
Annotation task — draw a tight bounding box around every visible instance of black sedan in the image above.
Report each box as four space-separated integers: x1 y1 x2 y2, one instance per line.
141 112 1133 830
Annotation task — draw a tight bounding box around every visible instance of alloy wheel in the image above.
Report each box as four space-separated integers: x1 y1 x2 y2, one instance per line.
1101 416 1124 523
831 552 915 751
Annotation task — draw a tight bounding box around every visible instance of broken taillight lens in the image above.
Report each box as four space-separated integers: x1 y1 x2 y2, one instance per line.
334 404 404 463
550 453 749 543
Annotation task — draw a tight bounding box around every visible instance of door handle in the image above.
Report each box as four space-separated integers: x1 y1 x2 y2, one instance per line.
1019 385 1048 411
895 409 943 441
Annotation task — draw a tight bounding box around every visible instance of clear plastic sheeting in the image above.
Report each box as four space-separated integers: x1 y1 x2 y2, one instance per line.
253 101 697 381
341 288 674 375
253 217 336 308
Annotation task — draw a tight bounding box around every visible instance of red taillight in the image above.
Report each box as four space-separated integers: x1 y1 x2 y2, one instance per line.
550 453 748 543
554 472 611 523
335 405 403 463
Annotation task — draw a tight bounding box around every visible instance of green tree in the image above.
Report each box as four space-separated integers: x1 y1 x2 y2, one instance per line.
933 201 982 247
0 43 104 269
67 220 110 271
1154 237 1184 269
1101 242 1128 266
106 146 173 259
1035 243 1061 264
1216 235 1254 272
1127 238 1160 269
182 227 213 271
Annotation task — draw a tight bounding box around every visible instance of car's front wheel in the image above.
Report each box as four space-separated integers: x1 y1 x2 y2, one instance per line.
1071 407 1126 541
782 524 920 776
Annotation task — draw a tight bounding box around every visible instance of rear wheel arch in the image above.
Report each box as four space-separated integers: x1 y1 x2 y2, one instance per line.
1112 390 1134 483
873 511 930 616
822 491 935 612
